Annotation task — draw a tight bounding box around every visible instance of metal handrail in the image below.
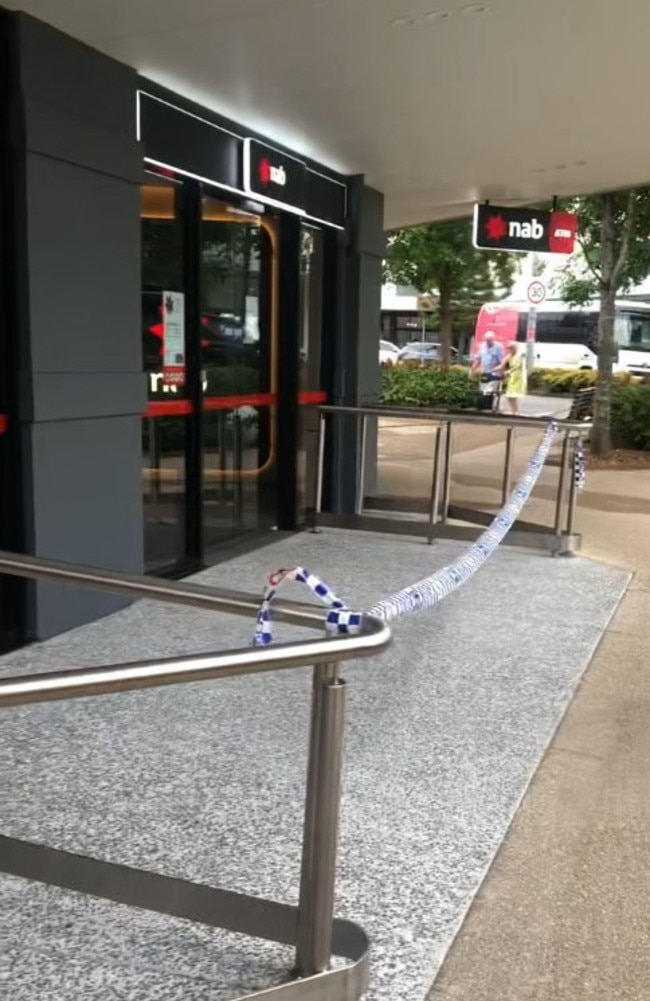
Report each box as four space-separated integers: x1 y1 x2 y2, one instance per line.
319 402 592 433
314 403 589 554
0 550 392 1001
0 552 388 707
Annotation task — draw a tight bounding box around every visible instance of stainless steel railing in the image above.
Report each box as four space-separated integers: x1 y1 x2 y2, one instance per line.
313 405 591 555
0 551 391 1001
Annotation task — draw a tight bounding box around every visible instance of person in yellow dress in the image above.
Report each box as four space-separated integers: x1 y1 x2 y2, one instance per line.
501 341 527 415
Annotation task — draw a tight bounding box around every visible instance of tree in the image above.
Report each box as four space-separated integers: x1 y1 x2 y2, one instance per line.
557 189 650 454
384 221 517 364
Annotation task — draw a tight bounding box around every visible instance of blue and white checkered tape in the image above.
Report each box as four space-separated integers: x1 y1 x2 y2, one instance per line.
252 422 586 643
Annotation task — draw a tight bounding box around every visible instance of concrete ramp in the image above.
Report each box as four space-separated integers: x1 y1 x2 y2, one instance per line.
0 530 629 1000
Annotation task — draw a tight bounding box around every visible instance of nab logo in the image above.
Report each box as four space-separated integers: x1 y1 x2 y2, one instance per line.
484 214 544 242
258 157 286 187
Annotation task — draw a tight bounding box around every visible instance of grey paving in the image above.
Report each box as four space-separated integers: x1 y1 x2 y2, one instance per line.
0 530 629 1001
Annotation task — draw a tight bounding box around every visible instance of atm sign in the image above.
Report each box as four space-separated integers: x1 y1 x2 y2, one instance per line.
473 204 577 255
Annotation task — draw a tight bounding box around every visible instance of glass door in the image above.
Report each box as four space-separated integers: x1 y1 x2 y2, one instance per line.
141 175 189 572
200 196 278 548
297 224 325 520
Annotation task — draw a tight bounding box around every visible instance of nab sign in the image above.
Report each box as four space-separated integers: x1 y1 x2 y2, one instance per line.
243 138 307 213
473 204 577 255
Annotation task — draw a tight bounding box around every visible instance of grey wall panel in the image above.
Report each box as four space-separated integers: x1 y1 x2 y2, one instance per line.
328 179 384 514
25 155 141 376
3 13 146 639
15 14 136 134
30 373 146 423
23 416 143 639
21 98 144 182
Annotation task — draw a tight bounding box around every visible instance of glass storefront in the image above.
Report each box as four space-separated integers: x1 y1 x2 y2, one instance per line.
141 171 327 572
141 176 188 572
200 197 278 548
297 224 324 520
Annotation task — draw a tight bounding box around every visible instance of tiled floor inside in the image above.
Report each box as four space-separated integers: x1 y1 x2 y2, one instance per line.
1 530 629 1000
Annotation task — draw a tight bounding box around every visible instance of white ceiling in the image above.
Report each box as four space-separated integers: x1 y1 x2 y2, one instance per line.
6 0 650 228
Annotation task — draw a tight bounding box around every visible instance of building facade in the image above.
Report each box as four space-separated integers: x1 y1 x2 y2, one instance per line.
0 9 385 645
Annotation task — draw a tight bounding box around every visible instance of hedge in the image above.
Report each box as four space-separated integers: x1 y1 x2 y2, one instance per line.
381 364 474 409
611 386 650 450
527 368 641 395
380 365 650 450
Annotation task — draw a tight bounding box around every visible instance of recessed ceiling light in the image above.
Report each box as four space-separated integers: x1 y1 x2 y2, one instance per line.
425 10 450 20
390 16 415 27
462 3 489 13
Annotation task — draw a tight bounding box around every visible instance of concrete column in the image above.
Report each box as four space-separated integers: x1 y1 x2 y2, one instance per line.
328 178 385 514
0 13 145 638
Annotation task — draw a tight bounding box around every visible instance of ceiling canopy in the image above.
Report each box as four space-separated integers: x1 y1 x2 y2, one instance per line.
6 0 650 228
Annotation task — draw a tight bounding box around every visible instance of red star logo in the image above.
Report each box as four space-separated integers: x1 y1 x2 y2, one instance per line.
484 214 508 241
258 157 271 184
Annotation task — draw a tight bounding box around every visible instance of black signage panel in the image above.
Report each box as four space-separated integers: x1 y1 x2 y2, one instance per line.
473 204 577 255
306 171 346 229
243 138 307 212
139 93 239 189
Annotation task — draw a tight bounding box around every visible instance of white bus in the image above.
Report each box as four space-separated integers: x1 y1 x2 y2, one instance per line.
474 298 650 374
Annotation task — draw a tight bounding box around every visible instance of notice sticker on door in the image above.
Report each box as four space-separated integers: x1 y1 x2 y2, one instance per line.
162 291 186 387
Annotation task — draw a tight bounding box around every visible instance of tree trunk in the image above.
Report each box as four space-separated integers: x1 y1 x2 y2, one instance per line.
439 279 453 367
593 194 616 456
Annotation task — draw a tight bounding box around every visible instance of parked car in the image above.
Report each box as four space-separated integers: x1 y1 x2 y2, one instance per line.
379 339 401 365
397 342 459 365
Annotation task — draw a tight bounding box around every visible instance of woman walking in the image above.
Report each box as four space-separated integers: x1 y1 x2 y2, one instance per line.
501 341 527 415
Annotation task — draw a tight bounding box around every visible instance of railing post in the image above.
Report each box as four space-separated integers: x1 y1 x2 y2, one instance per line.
356 415 368 516
296 662 346 977
553 432 571 537
565 436 580 537
502 426 515 506
427 426 443 543
440 421 454 523
311 413 326 532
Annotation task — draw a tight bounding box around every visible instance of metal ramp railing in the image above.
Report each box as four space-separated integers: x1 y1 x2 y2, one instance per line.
0 551 392 1001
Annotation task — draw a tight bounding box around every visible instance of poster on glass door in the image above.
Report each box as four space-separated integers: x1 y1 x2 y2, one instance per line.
162 291 186 386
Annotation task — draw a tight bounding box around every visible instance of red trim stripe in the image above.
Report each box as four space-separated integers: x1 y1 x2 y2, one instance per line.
0 415 8 434
298 390 327 405
144 400 193 418
144 391 327 419
203 392 276 411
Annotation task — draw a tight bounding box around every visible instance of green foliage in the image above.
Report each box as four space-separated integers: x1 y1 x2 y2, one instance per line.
381 364 474 409
384 221 515 301
527 368 635 395
384 220 516 361
610 386 650 450
557 190 650 306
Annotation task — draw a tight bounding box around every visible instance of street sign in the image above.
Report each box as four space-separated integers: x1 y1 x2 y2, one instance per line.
473 204 577 255
527 280 546 305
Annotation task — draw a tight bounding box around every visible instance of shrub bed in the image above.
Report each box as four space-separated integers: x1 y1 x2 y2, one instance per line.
527 368 640 395
381 363 474 409
611 385 650 450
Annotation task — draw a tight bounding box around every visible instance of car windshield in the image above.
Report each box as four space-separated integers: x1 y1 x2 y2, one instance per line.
380 340 398 351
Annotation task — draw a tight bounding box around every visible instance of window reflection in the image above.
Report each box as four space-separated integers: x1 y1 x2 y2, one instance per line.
200 196 277 546
141 176 187 571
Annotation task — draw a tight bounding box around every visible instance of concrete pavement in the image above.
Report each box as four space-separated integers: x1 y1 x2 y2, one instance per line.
421 433 650 1000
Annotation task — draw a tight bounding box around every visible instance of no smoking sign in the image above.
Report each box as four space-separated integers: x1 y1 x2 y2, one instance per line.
527 280 546 306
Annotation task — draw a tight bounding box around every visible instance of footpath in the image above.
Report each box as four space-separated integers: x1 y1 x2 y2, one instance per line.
426 461 650 1000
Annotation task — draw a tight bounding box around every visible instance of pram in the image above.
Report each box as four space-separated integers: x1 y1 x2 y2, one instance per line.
476 371 503 413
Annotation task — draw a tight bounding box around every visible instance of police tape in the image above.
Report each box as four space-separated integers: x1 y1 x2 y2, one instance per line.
252 422 583 645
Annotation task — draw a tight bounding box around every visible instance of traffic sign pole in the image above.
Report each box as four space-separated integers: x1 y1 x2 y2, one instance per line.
526 306 538 371
525 279 545 371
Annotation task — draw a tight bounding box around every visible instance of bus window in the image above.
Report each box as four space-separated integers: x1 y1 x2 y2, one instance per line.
628 313 650 348
615 314 630 347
